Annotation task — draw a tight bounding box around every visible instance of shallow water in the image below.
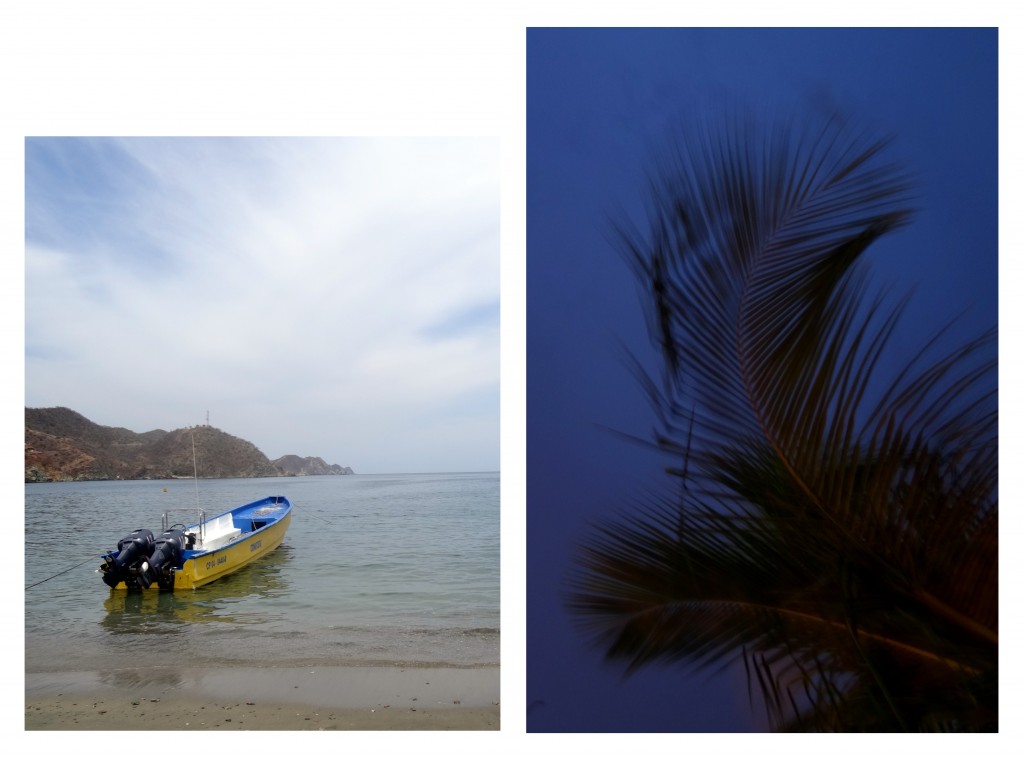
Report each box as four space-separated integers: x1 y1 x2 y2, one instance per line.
24 473 499 672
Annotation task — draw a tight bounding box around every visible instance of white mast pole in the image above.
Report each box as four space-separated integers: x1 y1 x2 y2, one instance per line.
192 428 199 509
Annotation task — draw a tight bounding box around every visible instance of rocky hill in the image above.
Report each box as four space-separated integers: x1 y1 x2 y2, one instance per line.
271 454 354 476
25 407 354 482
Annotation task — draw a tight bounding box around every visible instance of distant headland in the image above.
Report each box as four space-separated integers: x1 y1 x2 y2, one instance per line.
24 406 354 482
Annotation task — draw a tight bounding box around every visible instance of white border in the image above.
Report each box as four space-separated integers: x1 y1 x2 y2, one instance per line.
4 2 1020 754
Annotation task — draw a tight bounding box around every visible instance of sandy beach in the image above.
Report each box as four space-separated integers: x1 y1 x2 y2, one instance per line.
25 665 499 730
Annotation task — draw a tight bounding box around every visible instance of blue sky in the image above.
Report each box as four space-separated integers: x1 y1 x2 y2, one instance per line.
25 137 500 473
528 27 998 732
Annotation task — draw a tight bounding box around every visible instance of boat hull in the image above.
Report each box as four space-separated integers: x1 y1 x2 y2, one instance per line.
102 496 292 591
173 509 291 589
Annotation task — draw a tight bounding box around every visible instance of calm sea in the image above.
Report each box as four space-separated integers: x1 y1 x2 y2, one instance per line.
24 472 499 673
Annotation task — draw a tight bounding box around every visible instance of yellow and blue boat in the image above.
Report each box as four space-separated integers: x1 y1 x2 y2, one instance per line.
99 495 292 591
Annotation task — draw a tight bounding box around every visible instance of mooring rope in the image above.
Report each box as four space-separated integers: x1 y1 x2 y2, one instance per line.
290 501 334 527
25 555 99 590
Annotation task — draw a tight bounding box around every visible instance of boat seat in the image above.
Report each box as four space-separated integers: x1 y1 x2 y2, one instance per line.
198 513 242 549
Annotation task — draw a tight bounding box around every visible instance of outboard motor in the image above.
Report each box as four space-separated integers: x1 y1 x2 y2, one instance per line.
100 528 155 588
136 528 188 590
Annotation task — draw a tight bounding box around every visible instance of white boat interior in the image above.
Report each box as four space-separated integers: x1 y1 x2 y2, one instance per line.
190 512 242 550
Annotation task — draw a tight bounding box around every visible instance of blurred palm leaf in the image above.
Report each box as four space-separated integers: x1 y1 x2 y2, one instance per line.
567 112 997 731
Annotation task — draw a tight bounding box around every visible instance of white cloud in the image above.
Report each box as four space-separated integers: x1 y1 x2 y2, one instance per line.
25 137 499 473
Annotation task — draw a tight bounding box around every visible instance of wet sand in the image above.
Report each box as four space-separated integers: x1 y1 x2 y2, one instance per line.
25 665 499 730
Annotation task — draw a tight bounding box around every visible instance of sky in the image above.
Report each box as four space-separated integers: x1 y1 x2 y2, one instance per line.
527 27 998 732
24 137 500 474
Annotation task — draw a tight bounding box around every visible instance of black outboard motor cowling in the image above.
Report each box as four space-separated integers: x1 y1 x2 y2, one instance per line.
136 529 187 590
100 528 155 588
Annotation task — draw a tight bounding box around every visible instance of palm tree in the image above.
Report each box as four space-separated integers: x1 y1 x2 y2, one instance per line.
566 111 997 731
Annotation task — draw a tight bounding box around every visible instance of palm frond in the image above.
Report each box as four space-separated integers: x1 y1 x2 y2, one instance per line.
569 110 997 731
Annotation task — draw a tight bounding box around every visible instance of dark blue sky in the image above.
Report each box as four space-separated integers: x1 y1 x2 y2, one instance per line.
526 28 997 732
